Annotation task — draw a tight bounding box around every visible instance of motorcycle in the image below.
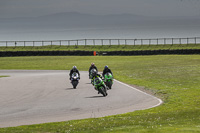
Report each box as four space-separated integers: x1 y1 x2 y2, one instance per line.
71 72 80 89
93 77 108 97
104 72 113 89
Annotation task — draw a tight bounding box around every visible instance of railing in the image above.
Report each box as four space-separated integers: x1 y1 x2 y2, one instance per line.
0 37 200 47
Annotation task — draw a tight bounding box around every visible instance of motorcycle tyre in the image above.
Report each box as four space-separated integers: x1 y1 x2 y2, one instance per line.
72 80 78 89
98 86 107 97
107 81 113 89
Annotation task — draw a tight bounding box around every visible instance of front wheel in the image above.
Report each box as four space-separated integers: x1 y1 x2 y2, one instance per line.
98 86 107 97
72 80 78 89
107 81 112 89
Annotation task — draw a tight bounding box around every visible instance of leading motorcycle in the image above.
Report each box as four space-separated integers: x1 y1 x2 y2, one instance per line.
71 72 80 89
93 77 108 97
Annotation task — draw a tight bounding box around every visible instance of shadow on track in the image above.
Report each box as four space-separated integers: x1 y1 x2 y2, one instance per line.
65 88 75 90
85 96 105 98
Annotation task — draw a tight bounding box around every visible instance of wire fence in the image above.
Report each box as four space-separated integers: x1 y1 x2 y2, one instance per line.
0 37 200 47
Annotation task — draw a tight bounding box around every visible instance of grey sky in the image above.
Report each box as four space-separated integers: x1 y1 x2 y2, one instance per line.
0 0 200 18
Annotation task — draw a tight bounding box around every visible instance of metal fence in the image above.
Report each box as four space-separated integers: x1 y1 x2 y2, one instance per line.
0 37 200 47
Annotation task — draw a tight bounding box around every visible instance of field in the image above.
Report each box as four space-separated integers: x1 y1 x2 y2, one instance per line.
0 55 200 132
0 44 200 52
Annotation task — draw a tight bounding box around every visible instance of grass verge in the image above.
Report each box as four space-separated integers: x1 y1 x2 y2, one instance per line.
0 76 9 78
0 55 199 132
0 44 200 51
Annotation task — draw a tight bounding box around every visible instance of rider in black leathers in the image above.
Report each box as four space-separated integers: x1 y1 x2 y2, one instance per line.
69 66 80 80
89 63 98 73
102 65 113 77
92 69 102 81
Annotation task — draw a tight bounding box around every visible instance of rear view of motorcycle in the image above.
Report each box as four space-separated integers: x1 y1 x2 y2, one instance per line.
71 72 80 89
104 72 113 89
93 77 108 97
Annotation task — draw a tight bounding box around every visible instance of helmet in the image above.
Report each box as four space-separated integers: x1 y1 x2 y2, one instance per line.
91 63 95 66
92 69 97 76
72 66 77 71
104 65 108 69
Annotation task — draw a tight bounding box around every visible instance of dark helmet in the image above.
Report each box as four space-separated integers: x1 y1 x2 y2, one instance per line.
72 66 77 71
104 65 108 69
92 69 97 76
91 63 95 67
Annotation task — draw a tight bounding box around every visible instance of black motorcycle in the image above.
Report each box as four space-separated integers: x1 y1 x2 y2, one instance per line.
71 72 80 89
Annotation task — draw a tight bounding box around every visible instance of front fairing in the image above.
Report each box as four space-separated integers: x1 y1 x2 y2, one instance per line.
104 73 113 82
94 77 104 87
72 72 79 80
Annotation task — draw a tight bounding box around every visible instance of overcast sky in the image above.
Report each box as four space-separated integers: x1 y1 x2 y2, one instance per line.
0 0 200 18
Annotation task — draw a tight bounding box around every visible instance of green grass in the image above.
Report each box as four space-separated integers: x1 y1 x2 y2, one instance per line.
0 55 200 133
0 76 9 78
0 44 200 52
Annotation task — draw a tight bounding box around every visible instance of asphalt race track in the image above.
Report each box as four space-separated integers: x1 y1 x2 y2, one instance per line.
0 70 162 127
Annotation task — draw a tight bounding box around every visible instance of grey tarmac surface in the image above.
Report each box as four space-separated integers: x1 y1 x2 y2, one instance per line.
0 70 162 128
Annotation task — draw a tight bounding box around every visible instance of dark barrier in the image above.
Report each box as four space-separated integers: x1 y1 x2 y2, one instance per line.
1 49 200 57
99 49 200 56
0 51 94 57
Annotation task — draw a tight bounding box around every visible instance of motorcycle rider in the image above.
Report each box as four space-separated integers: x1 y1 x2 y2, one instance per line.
69 66 80 80
102 65 113 77
91 69 108 93
89 63 98 73
92 69 102 81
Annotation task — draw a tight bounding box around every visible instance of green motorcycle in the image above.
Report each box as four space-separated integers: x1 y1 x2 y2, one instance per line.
104 72 113 89
93 77 108 97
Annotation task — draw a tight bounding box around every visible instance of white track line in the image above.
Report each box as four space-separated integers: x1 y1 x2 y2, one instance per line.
114 79 163 108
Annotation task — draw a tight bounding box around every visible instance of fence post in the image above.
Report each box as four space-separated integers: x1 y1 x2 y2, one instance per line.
125 39 127 46
118 39 120 45
141 39 143 45
195 37 196 45
85 39 87 46
24 41 26 47
60 40 61 47
187 38 189 45
6 41 7 47
134 39 136 46
15 41 17 48
109 39 111 46
172 38 173 46
179 38 181 46
101 39 103 46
